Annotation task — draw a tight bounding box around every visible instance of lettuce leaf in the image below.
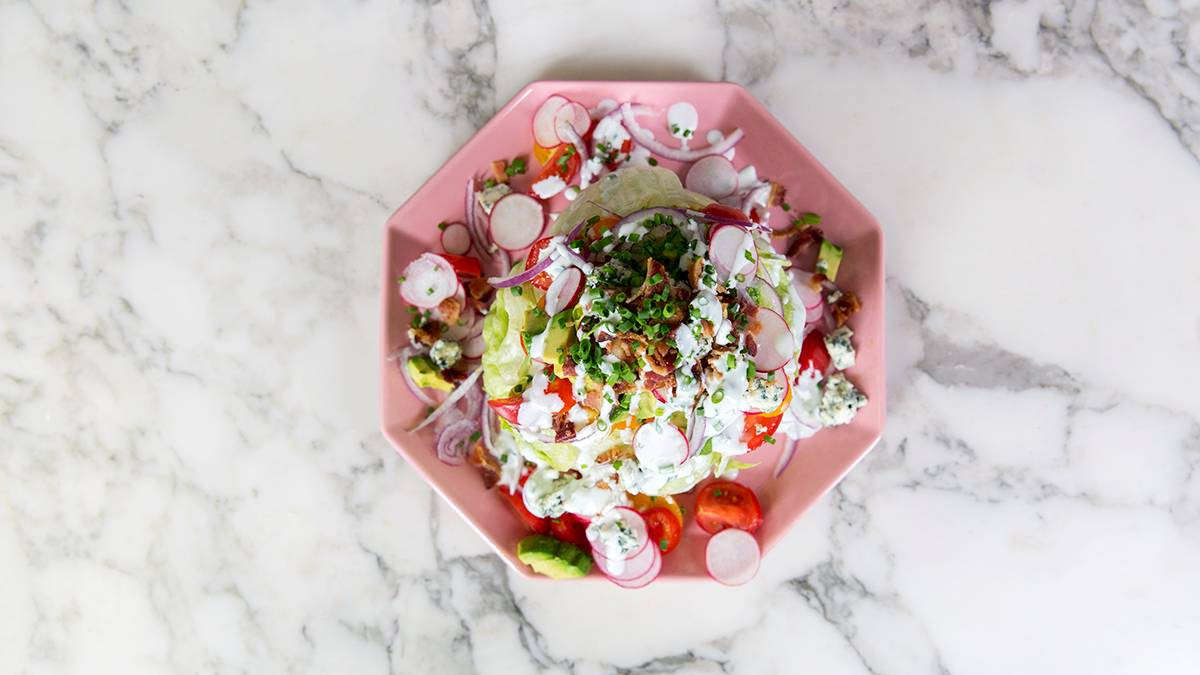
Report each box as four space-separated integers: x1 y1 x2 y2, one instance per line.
482 285 534 398
500 420 581 472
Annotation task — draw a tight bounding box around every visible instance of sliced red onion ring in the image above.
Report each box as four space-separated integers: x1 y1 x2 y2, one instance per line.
681 208 771 234
436 418 476 466
774 437 800 477
462 383 483 421
396 348 438 407
741 184 771 217
487 253 554 288
410 367 482 432
464 177 489 254
480 405 497 453
620 102 745 162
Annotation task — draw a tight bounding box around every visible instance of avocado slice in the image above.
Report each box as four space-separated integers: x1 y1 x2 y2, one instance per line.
816 239 844 282
517 534 593 579
541 320 574 366
406 355 452 392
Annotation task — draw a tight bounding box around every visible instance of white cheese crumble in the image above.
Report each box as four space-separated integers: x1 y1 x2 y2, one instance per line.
817 373 867 426
823 326 857 370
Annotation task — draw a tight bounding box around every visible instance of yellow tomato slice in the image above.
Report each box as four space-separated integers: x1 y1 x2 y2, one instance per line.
629 493 684 526
533 142 560 167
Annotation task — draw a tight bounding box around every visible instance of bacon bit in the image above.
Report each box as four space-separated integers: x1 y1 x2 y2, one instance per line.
644 343 676 377
785 226 825 255
408 323 442 347
688 257 704 288
437 296 462 325
767 181 786 207
595 480 611 489
642 368 675 391
700 319 715 338
491 159 509 184
583 387 602 410
466 277 492 301
632 258 670 303
562 357 578 378
744 332 758 358
830 290 862 327
596 445 635 464
468 441 501 489
442 367 469 384
807 273 828 291
552 411 576 443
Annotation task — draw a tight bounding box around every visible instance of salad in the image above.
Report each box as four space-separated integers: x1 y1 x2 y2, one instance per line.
392 94 866 587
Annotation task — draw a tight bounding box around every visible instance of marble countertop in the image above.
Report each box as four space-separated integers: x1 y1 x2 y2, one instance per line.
3 1 1199 673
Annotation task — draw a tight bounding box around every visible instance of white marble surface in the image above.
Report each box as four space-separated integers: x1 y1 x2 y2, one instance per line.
3 0 1200 673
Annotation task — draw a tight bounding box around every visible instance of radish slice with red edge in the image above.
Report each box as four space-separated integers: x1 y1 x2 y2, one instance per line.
790 270 823 310
461 333 486 360
488 193 545 251
752 308 794 372
651 388 668 404
400 253 459 308
705 528 761 586
708 224 758 284
440 222 472 256
805 300 824 326
685 155 739 199
634 421 690 467
532 95 568 148
747 277 783 315
587 506 650 563
611 547 662 589
544 267 584 316
553 101 590 144
686 413 707 455
592 537 658 581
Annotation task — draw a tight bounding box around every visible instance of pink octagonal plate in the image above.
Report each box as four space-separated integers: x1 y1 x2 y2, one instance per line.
380 80 885 582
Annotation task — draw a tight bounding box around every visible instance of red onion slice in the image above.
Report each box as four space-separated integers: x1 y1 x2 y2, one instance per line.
410 367 482 432
773 437 800 477
487 253 554 288
436 418 476 466
620 102 744 162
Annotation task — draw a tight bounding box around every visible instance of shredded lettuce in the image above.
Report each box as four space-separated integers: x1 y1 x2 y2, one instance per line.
482 284 534 398
500 419 581 472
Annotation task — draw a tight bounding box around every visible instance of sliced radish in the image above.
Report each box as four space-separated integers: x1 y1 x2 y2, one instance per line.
708 224 758 284
752 308 794 372
593 538 658 581
611 547 662 589
651 388 668 404
737 165 758 187
587 507 650 563
488 193 545 251
705 528 761 586
790 270 824 311
748 277 783 315
440 221 472 255
634 421 690 467
461 333 485 360
553 101 590 144
685 155 739 199
544 267 584 316
532 95 568 148
400 253 458 308
686 413 707 455
805 300 824 326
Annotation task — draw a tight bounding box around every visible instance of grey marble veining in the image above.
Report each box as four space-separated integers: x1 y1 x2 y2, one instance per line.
2 1 1199 673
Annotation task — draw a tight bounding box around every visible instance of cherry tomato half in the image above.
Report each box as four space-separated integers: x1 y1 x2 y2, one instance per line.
524 237 555 291
702 203 751 222
741 411 784 450
548 513 590 550
695 480 763 534
643 507 682 555
500 486 549 534
798 331 831 374
543 376 575 410
439 253 482 279
487 396 522 425
536 143 580 184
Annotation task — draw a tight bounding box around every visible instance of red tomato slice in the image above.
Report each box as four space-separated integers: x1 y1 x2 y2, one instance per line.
500 487 549 534
741 411 784 450
487 396 522 425
439 253 482 279
536 143 580 184
702 203 751 222
544 376 575 410
798 332 831 374
524 237 555 291
695 480 763 534
548 513 590 550
643 507 682 555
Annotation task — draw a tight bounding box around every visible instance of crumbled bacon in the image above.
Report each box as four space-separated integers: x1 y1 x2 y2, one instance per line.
437 296 462 325
408 322 442 347
596 444 635 464
466 277 492 302
768 181 786 207
785 227 825 256
468 441 501 489
491 159 509 184
689 257 704 289
644 342 676 377
642 368 675 392
830 290 862 327
552 411 576 443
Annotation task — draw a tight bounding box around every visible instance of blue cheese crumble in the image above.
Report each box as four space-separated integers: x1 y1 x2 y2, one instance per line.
818 372 867 426
823 326 857 370
429 339 462 370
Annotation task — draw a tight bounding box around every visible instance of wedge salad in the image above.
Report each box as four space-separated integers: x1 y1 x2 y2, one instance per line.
392 94 867 587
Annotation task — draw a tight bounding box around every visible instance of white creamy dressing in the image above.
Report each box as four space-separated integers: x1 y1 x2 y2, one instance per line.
517 370 565 431
633 419 688 469
586 510 642 574
666 102 698 149
706 129 736 161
